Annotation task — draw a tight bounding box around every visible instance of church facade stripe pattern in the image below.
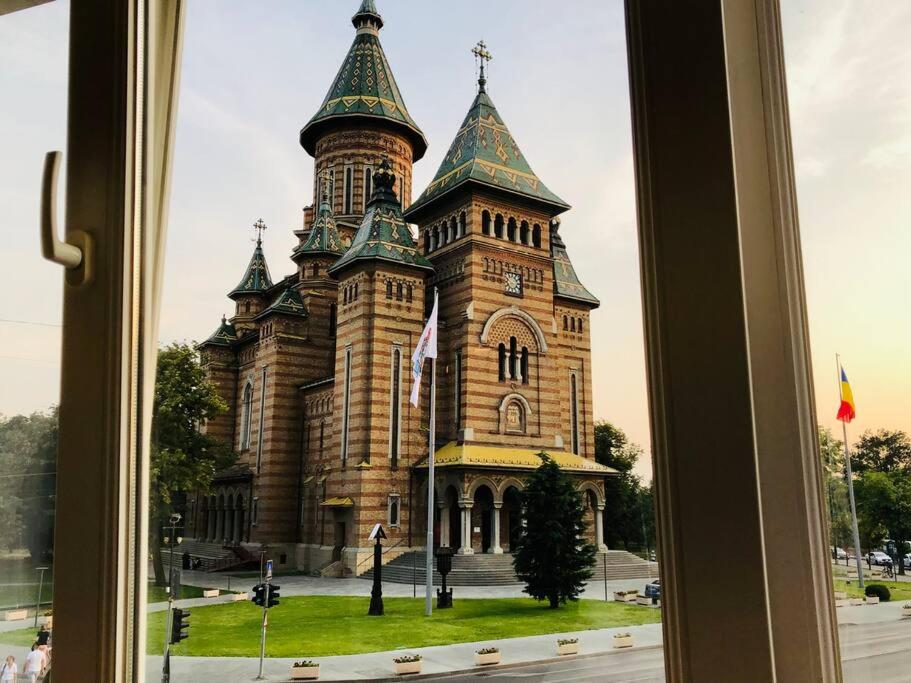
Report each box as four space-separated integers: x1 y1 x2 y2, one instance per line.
191 2 610 573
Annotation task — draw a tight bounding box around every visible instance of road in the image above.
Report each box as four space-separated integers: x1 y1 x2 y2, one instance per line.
411 621 911 683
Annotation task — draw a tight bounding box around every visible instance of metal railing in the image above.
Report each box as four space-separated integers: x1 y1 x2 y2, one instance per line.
355 537 409 574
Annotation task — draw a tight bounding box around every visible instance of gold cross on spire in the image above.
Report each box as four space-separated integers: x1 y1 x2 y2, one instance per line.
472 40 492 93
253 218 267 244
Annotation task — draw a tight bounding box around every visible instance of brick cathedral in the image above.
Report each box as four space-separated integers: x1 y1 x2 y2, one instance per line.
189 1 612 574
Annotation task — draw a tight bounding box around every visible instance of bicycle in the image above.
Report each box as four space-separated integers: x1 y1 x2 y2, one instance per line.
880 563 895 580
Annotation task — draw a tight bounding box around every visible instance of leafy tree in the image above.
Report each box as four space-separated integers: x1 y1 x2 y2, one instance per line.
512 454 597 608
852 429 911 474
819 427 852 555
0 410 57 560
151 343 235 584
594 421 649 550
854 470 911 574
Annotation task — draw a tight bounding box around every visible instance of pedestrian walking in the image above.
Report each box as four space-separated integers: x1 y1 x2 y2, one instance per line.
23 645 46 683
0 655 17 683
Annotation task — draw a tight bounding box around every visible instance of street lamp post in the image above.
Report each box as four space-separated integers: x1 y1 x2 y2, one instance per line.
162 512 182 683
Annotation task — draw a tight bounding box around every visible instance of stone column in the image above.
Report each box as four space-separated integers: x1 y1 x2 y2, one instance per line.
491 503 503 554
207 501 215 541
458 503 474 555
215 502 224 543
224 502 234 545
596 504 608 551
234 507 244 544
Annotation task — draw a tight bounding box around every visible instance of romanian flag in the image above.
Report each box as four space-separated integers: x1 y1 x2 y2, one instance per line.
837 367 856 423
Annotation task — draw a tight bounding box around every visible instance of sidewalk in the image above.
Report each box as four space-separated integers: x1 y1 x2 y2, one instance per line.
148 622 665 682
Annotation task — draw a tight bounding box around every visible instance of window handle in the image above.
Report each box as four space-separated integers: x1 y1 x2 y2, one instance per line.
41 151 92 285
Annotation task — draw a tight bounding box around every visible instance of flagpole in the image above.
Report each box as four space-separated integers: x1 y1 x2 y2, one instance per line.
425 290 438 617
838 353 865 588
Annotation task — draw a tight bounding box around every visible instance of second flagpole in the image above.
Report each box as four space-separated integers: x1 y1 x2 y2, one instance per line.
425 290 438 617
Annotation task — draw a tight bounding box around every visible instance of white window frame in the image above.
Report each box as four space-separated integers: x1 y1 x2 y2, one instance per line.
388 493 401 528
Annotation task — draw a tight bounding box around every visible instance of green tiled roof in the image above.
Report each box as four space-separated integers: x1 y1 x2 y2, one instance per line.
550 219 599 307
405 85 568 220
229 238 273 299
294 190 346 258
200 316 239 348
299 2 427 160
257 287 308 319
330 160 434 276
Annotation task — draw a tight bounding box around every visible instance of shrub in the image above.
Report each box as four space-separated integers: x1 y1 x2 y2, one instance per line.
476 647 499 655
865 584 891 602
557 638 579 646
393 654 421 663
292 661 318 668
613 633 631 639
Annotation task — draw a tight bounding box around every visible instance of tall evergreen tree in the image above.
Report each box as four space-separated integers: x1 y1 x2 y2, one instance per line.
512 454 597 608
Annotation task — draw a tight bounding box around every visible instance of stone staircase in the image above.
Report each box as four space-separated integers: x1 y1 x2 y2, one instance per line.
160 539 256 573
362 549 658 586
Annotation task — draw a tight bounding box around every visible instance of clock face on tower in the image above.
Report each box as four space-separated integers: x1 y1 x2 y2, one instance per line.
505 271 523 297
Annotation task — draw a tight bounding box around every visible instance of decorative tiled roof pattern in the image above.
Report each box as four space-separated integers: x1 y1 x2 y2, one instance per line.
229 238 273 299
200 316 239 348
329 160 434 275
299 2 426 160
550 219 599 307
406 88 568 218
257 287 308 319
417 442 616 475
294 193 346 257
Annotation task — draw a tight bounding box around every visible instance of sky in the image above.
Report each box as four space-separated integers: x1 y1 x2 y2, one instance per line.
2 1 909 482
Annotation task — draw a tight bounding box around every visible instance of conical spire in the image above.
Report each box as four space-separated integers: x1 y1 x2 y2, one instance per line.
200 315 239 348
257 287 308 319
294 182 346 258
300 1 427 160
405 58 568 220
550 218 599 307
229 223 274 299
329 159 434 276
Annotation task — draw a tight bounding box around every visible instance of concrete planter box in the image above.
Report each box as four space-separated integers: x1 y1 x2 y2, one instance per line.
614 592 637 603
849 598 864 606
474 651 501 666
203 589 220 598
613 635 634 649
901 606 911 617
290 665 320 680
636 595 651 606
865 596 880 605
5 609 27 621
231 593 248 602
834 591 847 600
835 599 850 608
393 659 422 675
557 642 579 656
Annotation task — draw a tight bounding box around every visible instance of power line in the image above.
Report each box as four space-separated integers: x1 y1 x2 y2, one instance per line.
0 319 62 328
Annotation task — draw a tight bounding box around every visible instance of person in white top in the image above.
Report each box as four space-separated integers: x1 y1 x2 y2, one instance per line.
24 645 46 683
0 655 17 682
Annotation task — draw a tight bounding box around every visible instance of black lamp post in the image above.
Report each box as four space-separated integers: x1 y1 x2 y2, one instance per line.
368 523 386 616
435 546 454 608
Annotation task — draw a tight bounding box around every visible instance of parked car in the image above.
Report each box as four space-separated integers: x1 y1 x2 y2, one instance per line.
867 551 893 566
903 554 911 569
644 579 661 599
832 547 847 560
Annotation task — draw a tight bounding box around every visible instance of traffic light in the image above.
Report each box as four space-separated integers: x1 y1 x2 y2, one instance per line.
170 608 190 644
251 583 266 607
267 584 280 608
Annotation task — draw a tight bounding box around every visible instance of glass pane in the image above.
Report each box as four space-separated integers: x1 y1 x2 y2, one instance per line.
782 3 911 680
148 2 658 680
0 1 69 677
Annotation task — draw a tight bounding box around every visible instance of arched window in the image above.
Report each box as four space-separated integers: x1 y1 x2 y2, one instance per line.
507 217 518 242
244 301 251 313
363 166 373 208
504 399 526 434
454 348 463 428
520 221 530 245
449 217 457 242
498 343 507 381
482 210 492 235
571 318 576 332
521 347 529 384
578 318 584 333
508 336 518 380
240 382 254 450
570 372 580 454
313 262 320 277
563 315 568 331
436 225 443 247
354 282 358 299
386 280 393 299
342 348 352 466
424 230 430 255
396 282 403 301
328 169 335 210
494 214 504 239
532 224 542 248
406 284 413 303
390 347 402 468
344 167 353 214
388 495 401 527
329 304 337 336
459 211 467 238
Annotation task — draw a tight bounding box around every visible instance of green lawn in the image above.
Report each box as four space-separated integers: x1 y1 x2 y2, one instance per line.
147 584 209 604
0 583 53 610
138 596 660 658
834 578 911 602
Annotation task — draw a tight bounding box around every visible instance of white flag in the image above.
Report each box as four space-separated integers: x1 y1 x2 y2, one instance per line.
410 290 438 406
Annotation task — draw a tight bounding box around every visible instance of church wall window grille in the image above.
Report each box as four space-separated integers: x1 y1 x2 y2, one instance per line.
454 348 463 429
240 382 253 450
389 346 402 469
570 371 580 454
256 366 268 472
388 494 401 527
341 348 352 467
344 166 353 214
363 166 373 208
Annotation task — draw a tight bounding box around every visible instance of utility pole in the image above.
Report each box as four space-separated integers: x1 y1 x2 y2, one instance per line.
162 513 182 683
